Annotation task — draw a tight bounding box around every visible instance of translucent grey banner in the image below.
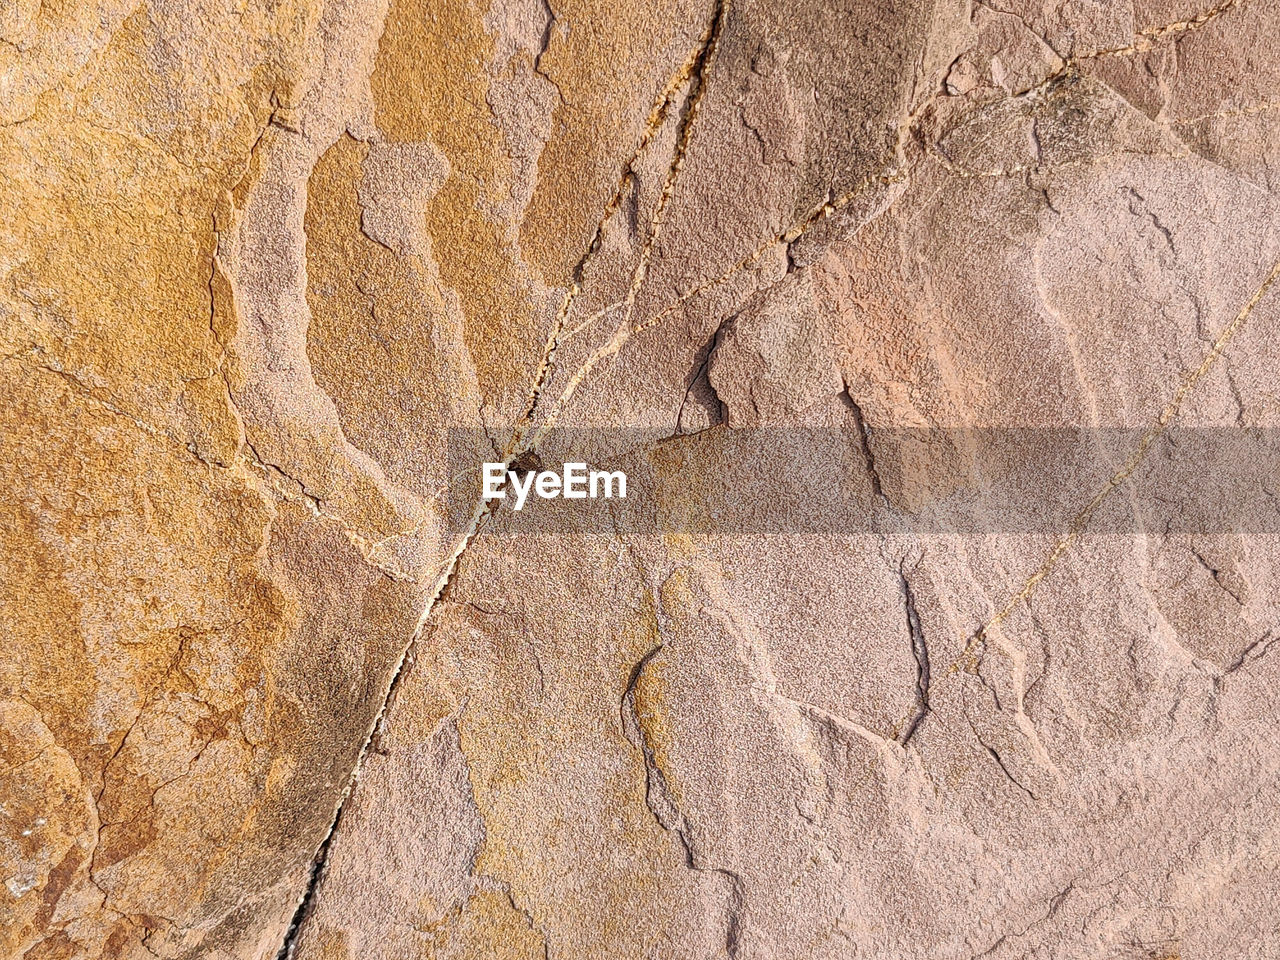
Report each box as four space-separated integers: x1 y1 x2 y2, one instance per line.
442 428 1280 535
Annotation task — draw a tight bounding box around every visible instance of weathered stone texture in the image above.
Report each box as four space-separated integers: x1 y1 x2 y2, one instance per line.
4 0 1280 957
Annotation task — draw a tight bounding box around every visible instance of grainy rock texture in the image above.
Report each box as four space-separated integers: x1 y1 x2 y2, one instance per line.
4 0 1280 957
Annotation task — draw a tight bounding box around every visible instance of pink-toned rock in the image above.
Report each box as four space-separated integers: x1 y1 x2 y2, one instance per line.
5 0 1280 957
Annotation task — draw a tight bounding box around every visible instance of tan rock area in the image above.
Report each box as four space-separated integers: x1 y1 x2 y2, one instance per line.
4 0 1280 955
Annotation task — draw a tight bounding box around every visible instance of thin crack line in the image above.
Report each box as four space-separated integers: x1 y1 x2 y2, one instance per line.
955 254 1280 673
886 252 1280 748
509 26 717 457
272 3 731 954
526 0 731 455
535 116 896 451
550 0 1246 360
1085 0 1244 58
558 162 908 357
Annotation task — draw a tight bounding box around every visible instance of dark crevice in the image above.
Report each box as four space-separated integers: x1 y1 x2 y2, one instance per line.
1126 187 1175 251
621 645 744 958
274 810 341 960
1189 545 1245 606
503 886 553 960
839 383 885 501
896 562 931 745
536 0 556 65
673 315 731 436
1223 629 1278 676
245 441 323 511
983 744 1039 801
533 0 563 103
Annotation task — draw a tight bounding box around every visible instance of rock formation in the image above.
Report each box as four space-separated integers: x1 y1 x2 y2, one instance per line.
4 0 1279 956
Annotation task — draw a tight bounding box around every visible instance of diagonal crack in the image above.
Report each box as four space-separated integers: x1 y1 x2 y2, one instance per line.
948 254 1280 676
840 383 886 502
1087 0 1246 58
526 0 731 454
1222 629 1279 677
984 743 1039 801
883 252 1280 751
273 3 733 954
896 561 931 746
968 715 1041 802
512 11 725 456
1189 545 1245 606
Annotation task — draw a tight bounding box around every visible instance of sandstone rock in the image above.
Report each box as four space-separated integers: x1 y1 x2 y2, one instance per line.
4 0 1280 957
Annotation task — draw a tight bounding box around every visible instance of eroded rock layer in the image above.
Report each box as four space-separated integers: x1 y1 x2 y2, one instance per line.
4 0 1280 957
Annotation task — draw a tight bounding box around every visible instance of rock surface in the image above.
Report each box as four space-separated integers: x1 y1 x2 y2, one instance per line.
4 0 1280 957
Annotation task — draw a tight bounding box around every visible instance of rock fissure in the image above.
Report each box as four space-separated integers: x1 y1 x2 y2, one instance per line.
621 643 746 959
897 563 931 745
269 6 735 951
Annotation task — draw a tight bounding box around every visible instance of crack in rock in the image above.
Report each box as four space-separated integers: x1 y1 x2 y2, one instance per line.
620 645 746 958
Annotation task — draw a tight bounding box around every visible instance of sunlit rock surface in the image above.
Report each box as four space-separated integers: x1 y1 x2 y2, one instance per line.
4 0 1280 956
